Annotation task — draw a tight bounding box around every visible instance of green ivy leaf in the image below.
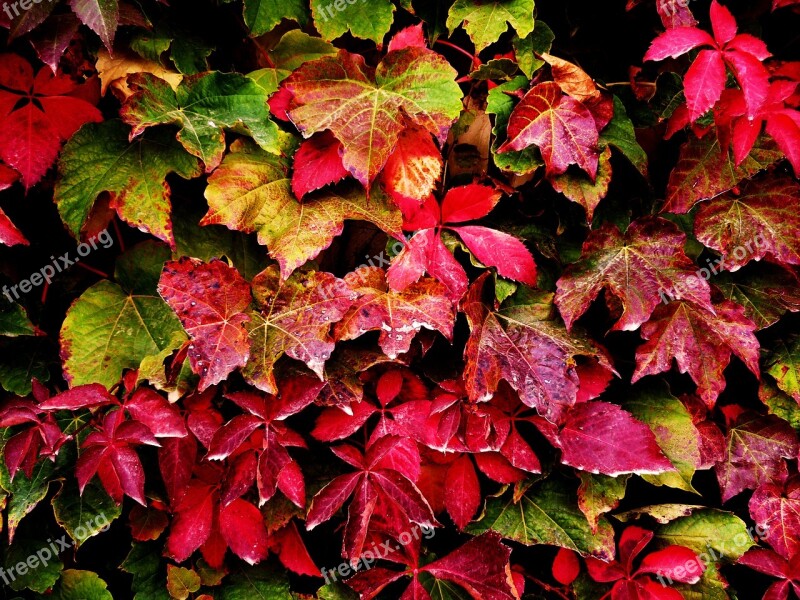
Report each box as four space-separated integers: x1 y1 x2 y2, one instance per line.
59 241 184 388
51 569 114 600
218 566 292 600
466 479 615 559
600 96 648 177
447 0 535 52
0 303 36 337
486 75 543 175
52 480 122 547
121 543 170 600
121 72 282 172
243 0 307 36
310 0 395 44
55 120 202 247
512 21 554 78
654 509 754 561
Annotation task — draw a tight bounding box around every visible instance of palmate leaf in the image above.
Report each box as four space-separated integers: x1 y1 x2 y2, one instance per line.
555 217 713 332
463 274 614 423
310 0 395 44
158 258 253 392
282 47 462 186
60 242 185 389
662 133 783 214
55 120 202 247
243 0 307 37
715 266 800 330
694 176 800 270
446 0 535 52
244 265 355 394
121 72 282 172
467 479 616 560
202 140 402 280
633 300 760 408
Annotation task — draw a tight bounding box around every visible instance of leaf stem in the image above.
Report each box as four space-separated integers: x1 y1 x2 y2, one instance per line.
434 39 481 69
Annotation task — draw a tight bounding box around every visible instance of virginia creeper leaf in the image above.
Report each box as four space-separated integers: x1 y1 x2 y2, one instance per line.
446 0 535 52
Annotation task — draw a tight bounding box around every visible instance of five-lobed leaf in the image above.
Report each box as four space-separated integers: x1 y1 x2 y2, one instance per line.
446 0 535 52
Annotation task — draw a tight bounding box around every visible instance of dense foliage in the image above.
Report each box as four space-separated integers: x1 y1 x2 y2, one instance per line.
0 0 799 598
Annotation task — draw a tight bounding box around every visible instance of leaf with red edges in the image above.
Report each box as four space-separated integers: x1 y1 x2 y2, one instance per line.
158 258 252 392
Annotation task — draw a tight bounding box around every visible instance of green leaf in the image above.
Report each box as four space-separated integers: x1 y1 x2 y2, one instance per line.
600 96 648 177
447 0 535 52
218 566 292 600
0 303 36 337
0 339 50 395
244 0 307 36
59 241 184 388
577 473 629 533
310 0 395 44
202 140 402 279
512 21 554 78
121 72 282 172
270 30 336 71
2 536 63 593
0 451 54 542
654 509 754 561
52 480 121 547
487 75 543 175
760 380 800 431
614 503 704 524
672 562 730 600
466 479 615 559
316 582 359 600
51 569 113 600
765 336 800 403
166 565 201 600
624 380 702 493
55 120 202 247
120 543 170 600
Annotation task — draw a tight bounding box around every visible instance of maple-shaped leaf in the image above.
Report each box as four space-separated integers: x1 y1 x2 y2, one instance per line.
463 274 614 423
663 133 783 214
387 185 537 299
446 0 534 52
0 397 69 480
497 81 600 179
281 47 462 186
739 547 800 600
121 72 281 172
644 0 771 120
208 387 315 507
585 525 704 598
69 0 118 50
243 265 355 394
750 478 800 560
158 258 253 392
633 300 760 407
243 0 307 37
694 176 800 270
60 241 186 389
716 266 800 330
306 436 436 559
202 140 402 279
715 413 798 501
291 131 349 199
55 119 202 247
555 217 713 332
76 409 160 505
335 267 454 360
310 0 395 44
0 53 102 189
466 478 616 559
546 401 675 476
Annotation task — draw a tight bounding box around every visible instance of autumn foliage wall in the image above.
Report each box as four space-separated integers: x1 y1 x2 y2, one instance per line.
0 0 799 598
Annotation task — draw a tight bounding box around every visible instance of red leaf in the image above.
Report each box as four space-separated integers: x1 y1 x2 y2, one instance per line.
38 383 117 411
0 207 26 246
0 54 101 188
444 455 481 530
498 82 600 179
637 546 705 583
381 123 443 203
388 23 427 53
269 522 319 577
440 184 501 223
124 387 187 438
166 479 215 562
552 548 580 585
454 225 537 286
710 0 738 45
643 28 715 61
684 49 727 121
553 401 674 476
158 258 252 392
632 300 760 407
749 480 800 560
291 131 348 199
219 498 269 565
